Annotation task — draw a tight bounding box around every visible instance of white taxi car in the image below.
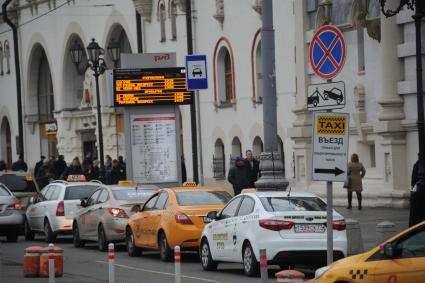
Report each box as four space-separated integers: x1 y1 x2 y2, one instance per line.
25 176 105 242
200 191 347 277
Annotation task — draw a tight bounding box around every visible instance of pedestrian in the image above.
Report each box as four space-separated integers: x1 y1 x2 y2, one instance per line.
61 157 83 180
12 155 28 172
227 156 252 196
111 159 124 184
54 155 68 179
82 152 93 178
181 156 187 183
346 153 366 210
105 155 113 185
118 155 127 179
36 161 55 190
34 155 46 178
89 160 100 181
245 150 260 186
0 160 6 171
409 156 425 226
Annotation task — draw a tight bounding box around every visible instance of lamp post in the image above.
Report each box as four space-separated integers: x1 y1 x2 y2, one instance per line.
379 0 425 226
69 38 120 183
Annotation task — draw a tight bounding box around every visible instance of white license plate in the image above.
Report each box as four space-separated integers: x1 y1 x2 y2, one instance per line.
294 224 326 233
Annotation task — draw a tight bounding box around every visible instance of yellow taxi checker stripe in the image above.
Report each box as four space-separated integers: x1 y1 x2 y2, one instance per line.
349 269 368 280
317 116 346 136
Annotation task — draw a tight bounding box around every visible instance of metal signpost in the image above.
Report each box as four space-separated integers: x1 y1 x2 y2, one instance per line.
309 25 347 265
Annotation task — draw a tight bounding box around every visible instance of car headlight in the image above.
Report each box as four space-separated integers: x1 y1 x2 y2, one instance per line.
315 265 331 279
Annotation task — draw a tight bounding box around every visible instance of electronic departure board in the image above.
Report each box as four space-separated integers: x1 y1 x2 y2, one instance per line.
113 67 192 106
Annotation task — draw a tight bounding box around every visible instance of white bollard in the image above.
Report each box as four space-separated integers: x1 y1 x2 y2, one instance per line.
108 243 115 283
260 248 268 283
48 243 55 283
174 246 181 283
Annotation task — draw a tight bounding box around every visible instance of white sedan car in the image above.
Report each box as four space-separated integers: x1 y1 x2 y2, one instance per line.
199 191 347 277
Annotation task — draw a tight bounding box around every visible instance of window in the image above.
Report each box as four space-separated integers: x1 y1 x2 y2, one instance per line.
0 185 10 196
260 196 327 212
39 187 50 202
255 41 263 102
4 40 10 74
213 139 226 179
87 190 101 206
155 192 168 209
143 195 159 211
97 189 109 204
252 136 263 157
43 187 54 201
170 1 177 40
48 186 61 201
397 228 425 258
220 197 242 219
231 137 242 158
237 197 255 216
357 25 365 73
159 3 166 42
64 185 100 200
38 51 54 121
224 52 233 102
215 45 235 105
0 174 37 193
176 191 231 206
370 144 376 168
112 188 156 202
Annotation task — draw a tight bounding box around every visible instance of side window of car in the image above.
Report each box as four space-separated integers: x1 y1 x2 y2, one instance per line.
220 197 242 219
39 187 50 202
143 195 159 211
97 189 109 204
154 192 168 210
48 186 61 201
87 190 101 206
397 227 425 258
43 187 54 201
237 197 255 217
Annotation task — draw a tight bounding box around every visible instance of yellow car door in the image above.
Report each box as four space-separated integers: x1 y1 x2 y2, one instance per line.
137 194 159 247
373 226 425 283
150 192 168 248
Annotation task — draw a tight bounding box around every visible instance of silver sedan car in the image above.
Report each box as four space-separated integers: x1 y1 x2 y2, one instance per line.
0 183 24 242
72 184 159 251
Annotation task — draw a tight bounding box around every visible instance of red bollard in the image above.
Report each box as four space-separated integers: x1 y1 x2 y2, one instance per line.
23 246 43 277
275 269 306 283
259 249 268 283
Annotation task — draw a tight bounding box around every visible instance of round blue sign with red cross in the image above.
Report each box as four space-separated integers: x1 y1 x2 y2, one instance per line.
309 25 346 80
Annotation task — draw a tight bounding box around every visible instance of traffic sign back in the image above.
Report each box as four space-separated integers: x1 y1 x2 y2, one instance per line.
310 25 346 80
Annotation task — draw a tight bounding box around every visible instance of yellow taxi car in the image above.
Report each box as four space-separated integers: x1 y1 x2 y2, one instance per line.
126 186 232 261
314 220 425 283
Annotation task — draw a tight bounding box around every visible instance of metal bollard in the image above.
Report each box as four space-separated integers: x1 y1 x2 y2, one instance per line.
174 246 181 283
345 218 364 256
376 221 396 246
108 243 115 283
48 243 55 283
260 248 268 283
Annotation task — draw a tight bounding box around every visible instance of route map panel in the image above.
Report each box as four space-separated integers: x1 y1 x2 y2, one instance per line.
113 67 192 106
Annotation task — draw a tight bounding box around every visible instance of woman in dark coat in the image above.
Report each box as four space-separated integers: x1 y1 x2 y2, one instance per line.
347 153 366 210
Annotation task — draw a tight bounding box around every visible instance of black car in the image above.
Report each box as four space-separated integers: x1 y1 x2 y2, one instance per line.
192 67 203 77
307 92 320 107
323 88 344 104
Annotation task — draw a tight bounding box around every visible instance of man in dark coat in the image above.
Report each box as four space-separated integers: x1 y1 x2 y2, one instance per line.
227 157 252 196
12 155 28 172
245 150 260 185
34 156 46 177
54 155 67 179
61 157 83 180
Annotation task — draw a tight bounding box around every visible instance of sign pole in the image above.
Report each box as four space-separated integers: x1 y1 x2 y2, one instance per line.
326 180 333 265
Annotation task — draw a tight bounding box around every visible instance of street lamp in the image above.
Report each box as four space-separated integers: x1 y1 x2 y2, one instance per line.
107 38 121 68
69 38 119 183
379 0 425 226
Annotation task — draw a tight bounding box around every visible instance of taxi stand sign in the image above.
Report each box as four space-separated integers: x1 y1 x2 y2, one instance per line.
312 112 349 182
185 55 208 90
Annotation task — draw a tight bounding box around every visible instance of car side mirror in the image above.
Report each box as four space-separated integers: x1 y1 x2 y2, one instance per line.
131 204 141 213
206 211 218 221
29 196 35 204
80 199 88 208
383 243 394 258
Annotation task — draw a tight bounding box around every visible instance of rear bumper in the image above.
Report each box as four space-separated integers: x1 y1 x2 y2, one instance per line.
167 225 203 249
51 217 73 233
270 250 345 267
0 212 24 234
104 218 127 242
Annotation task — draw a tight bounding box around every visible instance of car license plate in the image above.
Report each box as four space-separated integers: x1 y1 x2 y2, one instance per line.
294 224 326 233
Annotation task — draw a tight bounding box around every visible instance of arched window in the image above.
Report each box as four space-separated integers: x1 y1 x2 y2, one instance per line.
252 136 263 158
224 52 233 102
213 139 225 179
216 47 234 104
4 40 10 74
0 42 3 76
170 0 177 40
159 2 166 42
255 41 263 102
231 137 242 158
0 117 12 167
38 51 54 121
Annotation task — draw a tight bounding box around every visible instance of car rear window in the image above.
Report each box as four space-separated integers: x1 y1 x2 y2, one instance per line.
0 185 11 196
176 191 231 206
260 197 327 212
112 189 156 202
0 174 37 193
64 185 100 200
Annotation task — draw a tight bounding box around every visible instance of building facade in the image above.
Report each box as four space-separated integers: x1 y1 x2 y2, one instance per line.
0 0 422 206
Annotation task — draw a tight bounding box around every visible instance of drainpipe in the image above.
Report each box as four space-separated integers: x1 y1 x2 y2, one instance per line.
2 0 24 159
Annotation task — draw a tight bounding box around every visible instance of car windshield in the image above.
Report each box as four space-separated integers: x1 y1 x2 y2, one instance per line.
112 189 156 202
0 186 11 196
176 191 231 206
260 196 327 212
64 185 101 200
0 174 37 193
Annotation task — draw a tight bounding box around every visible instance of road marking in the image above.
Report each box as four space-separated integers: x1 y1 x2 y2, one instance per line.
96 260 225 283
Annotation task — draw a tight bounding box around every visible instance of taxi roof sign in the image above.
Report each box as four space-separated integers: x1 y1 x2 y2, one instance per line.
118 180 134 185
67 175 87 182
182 181 197 187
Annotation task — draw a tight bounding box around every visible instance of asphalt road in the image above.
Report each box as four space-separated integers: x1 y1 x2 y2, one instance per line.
0 207 409 283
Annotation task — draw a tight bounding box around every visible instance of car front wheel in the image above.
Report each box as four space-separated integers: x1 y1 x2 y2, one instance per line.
126 227 141 257
243 242 260 277
200 239 218 271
